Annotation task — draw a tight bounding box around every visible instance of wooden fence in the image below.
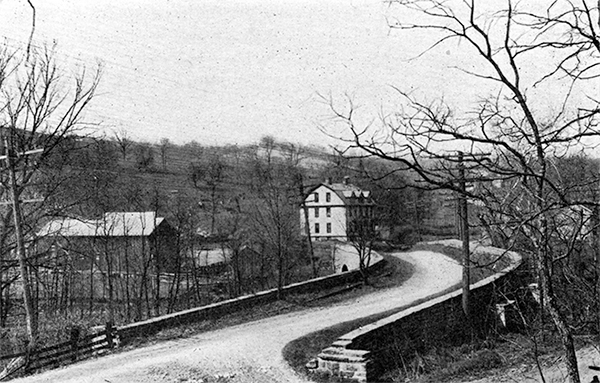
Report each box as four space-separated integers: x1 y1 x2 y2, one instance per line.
0 322 117 381
0 249 385 380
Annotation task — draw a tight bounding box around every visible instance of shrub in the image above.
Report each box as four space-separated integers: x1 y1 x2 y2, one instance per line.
443 349 503 377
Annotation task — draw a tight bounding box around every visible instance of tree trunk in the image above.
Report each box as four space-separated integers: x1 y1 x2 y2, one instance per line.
538 249 581 382
88 262 94 316
538 205 580 382
7 142 38 352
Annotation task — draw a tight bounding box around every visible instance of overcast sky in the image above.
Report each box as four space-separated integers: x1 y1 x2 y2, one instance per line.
0 0 538 148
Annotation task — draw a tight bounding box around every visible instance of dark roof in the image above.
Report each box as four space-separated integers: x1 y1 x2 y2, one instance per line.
307 182 373 205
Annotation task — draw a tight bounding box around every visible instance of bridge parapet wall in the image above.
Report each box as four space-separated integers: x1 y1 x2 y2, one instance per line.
315 245 523 382
118 247 385 344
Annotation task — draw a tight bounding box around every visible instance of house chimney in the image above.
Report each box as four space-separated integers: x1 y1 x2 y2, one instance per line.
343 176 350 185
325 177 331 185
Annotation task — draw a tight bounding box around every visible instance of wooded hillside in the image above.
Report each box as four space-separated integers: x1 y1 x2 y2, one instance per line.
0 133 442 357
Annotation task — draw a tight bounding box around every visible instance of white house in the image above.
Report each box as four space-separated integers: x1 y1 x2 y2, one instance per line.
300 178 375 241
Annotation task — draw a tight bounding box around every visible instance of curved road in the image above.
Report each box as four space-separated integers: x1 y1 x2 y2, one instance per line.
14 251 462 383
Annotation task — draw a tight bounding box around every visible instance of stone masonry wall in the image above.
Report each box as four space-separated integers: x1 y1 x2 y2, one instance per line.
118 249 385 343
315 247 522 382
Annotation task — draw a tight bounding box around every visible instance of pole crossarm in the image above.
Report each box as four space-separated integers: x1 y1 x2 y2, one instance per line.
0 148 44 161
0 199 45 205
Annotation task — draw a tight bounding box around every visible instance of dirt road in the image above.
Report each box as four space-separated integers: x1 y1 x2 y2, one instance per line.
14 250 461 383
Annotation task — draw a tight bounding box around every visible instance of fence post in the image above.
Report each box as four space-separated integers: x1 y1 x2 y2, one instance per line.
70 327 80 363
105 322 114 349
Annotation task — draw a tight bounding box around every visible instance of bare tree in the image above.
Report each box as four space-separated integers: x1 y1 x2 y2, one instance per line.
259 135 277 166
164 191 203 311
189 151 228 234
0 45 101 356
158 138 171 171
247 139 302 297
324 1 600 381
133 142 155 171
114 128 133 161
348 209 378 284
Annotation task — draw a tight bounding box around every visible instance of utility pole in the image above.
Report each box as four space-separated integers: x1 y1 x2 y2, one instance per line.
432 151 489 322
417 151 491 326
457 151 470 320
1 138 43 354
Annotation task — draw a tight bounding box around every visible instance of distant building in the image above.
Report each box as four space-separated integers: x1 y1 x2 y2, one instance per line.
191 246 232 274
36 211 179 273
301 177 375 241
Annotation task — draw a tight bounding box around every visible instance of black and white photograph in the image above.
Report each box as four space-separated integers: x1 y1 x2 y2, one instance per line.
0 1 600 382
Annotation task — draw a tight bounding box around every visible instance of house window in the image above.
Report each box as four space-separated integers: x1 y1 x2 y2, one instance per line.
314 207 319 218
326 207 331 217
326 223 331 233
326 192 331 202
313 193 319 203
315 223 320 234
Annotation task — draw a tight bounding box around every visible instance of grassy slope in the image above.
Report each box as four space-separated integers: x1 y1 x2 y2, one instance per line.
121 142 331 197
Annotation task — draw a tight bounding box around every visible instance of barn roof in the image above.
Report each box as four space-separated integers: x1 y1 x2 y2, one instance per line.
37 212 165 238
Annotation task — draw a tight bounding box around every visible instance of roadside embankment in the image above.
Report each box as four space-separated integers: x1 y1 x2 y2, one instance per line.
312 242 522 382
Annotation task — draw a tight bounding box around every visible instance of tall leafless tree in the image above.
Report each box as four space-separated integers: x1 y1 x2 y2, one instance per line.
246 138 302 297
159 138 171 171
0 45 101 355
114 128 133 161
325 1 600 381
189 150 229 234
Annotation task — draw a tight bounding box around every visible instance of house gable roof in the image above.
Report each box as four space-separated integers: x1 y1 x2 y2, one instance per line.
38 212 164 238
327 183 371 201
306 182 372 205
